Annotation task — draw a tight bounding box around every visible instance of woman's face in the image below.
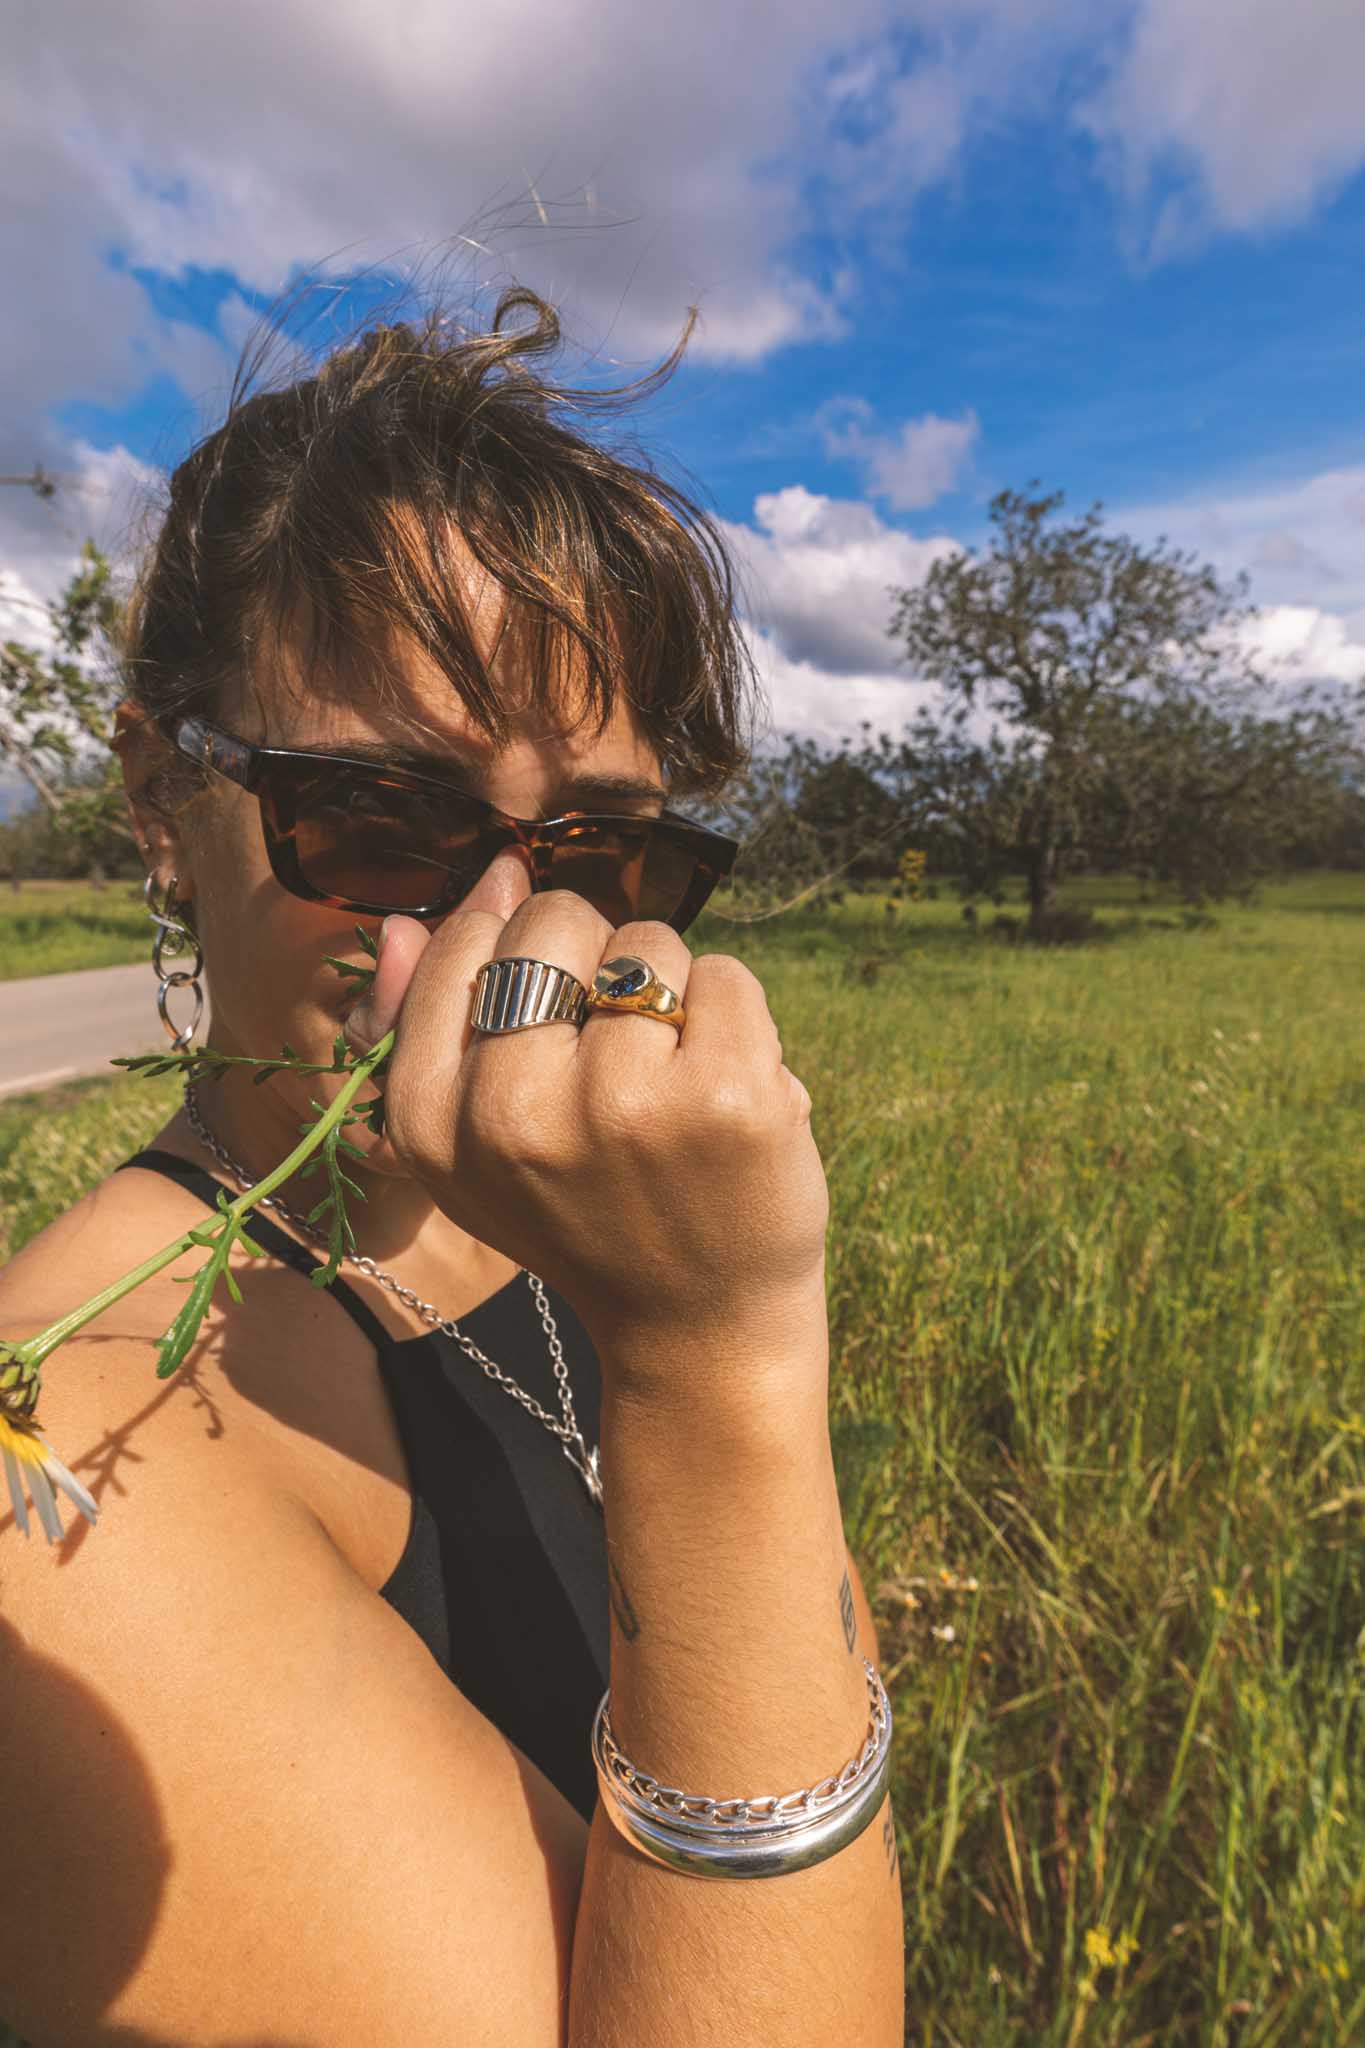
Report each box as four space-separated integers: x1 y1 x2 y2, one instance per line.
129 603 667 1182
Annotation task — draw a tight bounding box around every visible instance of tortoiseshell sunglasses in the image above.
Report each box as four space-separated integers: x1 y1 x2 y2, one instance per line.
168 716 739 933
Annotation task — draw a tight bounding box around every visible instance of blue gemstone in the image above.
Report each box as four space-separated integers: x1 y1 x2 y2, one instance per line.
605 965 649 998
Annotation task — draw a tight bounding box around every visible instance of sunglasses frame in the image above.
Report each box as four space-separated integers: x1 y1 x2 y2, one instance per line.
168 715 740 931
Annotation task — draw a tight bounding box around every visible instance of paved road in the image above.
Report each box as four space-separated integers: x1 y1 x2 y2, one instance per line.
0 961 169 1100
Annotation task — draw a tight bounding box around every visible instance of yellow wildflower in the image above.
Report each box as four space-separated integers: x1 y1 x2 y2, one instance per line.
1 1356 97 1543
1084 1927 1137 1973
1085 1928 1117 1970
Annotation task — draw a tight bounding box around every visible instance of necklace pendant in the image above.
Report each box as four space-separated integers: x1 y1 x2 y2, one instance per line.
566 1439 604 1509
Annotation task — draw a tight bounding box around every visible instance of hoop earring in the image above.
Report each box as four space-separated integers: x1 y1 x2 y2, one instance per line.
144 871 204 1051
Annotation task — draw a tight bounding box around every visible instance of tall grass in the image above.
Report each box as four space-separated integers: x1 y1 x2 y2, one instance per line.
1 873 1361 2043
0 879 147 980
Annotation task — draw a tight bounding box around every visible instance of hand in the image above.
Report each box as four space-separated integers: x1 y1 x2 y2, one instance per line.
343 855 829 1388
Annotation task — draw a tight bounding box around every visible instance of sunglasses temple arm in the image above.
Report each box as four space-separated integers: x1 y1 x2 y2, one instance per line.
172 716 262 792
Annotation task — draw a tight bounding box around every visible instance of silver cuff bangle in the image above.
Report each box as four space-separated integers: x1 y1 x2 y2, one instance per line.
591 1660 894 1880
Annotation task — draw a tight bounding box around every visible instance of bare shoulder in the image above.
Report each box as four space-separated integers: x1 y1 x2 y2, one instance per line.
0 1165 588 2045
3 1152 388 1510
0 1147 220 1357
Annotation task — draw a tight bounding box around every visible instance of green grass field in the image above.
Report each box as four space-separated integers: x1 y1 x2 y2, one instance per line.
0 877 148 979
1 872 1362 2044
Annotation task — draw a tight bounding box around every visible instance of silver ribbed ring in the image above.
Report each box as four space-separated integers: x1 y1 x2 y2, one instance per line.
472 956 589 1034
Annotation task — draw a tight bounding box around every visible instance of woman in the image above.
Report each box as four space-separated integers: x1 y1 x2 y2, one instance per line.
0 291 905 2044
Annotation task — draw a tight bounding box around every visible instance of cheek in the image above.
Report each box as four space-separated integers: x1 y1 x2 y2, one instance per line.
191 802 381 1049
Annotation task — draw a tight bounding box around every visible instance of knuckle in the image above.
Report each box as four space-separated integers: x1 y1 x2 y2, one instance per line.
692 952 765 1002
784 1068 814 1123
612 916 687 959
696 1062 770 1137
515 888 612 950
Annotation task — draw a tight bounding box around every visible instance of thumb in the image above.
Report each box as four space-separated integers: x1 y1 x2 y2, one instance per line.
342 915 431 1054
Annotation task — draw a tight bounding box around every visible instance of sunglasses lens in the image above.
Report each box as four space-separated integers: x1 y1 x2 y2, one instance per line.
548 820 701 928
293 778 486 911
281 767 711 926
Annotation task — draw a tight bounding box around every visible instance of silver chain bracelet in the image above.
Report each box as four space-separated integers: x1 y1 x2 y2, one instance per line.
592 1659 893 1879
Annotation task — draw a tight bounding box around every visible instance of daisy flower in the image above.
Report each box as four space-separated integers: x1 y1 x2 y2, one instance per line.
0 1354 98 1543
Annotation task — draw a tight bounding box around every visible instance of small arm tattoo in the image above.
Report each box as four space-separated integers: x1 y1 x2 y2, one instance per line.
609 1554 641 1642
839 1567 857 1653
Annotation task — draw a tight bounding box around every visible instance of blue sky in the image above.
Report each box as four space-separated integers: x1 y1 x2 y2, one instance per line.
5 0 1365 749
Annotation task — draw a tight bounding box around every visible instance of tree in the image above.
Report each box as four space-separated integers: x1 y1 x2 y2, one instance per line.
694 728 916 918
789 745 906 883
887 487 1361 935
0 543 133 878
1082 687 1361 900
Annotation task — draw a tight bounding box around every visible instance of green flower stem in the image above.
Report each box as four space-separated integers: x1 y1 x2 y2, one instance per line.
10 1029 395 1379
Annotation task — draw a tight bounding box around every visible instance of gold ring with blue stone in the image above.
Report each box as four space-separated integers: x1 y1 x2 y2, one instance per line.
585 955 686 1033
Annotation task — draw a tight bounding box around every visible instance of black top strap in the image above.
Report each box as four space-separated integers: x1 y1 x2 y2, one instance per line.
114 1147 393 1353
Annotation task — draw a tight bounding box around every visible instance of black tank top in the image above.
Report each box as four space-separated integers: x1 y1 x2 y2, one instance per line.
114 1149 610 1823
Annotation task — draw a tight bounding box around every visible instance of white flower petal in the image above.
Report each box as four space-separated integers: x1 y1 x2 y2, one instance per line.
3 1443 30 1537
41 1448 98 1526
27 1460 64 1544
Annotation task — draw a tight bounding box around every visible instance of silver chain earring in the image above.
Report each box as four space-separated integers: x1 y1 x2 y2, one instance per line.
144 871 204 1051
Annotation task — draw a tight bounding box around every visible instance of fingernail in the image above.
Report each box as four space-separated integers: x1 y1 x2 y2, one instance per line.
379 916 394 958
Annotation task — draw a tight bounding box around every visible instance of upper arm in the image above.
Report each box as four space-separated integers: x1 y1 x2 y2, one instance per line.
0 1328 586 2047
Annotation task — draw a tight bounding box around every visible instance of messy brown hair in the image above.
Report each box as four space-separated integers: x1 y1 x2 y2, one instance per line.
121 286 759 801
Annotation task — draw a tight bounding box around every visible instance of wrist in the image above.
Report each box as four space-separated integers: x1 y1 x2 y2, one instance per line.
590 1268 831 1437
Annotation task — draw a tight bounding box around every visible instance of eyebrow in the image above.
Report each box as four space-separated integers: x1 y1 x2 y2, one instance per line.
319 736 667 805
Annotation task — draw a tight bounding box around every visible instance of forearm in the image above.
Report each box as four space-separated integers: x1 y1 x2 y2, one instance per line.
567 1292 905 2047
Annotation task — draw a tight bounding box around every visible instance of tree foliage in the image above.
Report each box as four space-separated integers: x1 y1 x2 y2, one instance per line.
884 488 1362 933
699 489 1362 934
695 731 914 918
0 543 133 876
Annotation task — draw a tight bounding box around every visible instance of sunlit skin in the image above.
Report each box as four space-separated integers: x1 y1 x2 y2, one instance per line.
0 552 906 2048
116 562 670 1306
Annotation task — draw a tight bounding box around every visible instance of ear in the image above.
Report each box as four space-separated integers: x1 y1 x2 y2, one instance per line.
113 700 198 904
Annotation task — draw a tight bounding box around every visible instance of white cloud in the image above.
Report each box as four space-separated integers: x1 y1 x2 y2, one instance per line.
1238 605 1365 690
5 0 885 397
1122 461 1365 621
809 1 1365 257
4 0 1364 758
0 443 162 641
3 0 1361 512
808 0 1096 230
819 399 980 510
742 623 940 749
729 460 1365 748
0 567 50 648
1082 0 1365 251
2 0 1361 537
720 485 958 678
1 0 920 578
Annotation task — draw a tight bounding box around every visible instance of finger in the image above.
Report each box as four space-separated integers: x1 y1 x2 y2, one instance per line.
342 916 432 1054
347 845 535 1056
575 917 693 1050
673 953 785 1075
486 887 617 1005
378 850 563 1105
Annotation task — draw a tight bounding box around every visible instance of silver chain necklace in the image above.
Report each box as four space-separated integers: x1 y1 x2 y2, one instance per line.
181 1083 604 1509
